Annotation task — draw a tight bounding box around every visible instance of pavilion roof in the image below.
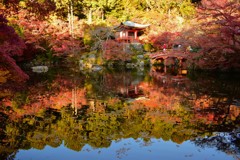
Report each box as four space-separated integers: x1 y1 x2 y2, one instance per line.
114 21 150 31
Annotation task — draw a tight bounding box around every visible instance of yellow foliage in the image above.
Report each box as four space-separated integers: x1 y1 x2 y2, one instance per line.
0 70 10 84
19 1 27 8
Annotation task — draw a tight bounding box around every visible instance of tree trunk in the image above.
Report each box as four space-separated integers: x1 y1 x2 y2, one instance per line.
68 4 71 35
68 0 74 37
101 8 104 20
88 8 92 24
70 0 74 37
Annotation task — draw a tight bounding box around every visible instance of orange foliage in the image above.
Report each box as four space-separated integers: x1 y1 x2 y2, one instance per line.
150 32 181 50
195 0 240 70
103 40 131 61
11 9 84 56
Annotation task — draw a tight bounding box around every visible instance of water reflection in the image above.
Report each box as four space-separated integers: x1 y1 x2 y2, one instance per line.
0 66 239 160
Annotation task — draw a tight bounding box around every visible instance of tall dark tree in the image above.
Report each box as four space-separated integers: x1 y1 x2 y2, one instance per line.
0 15 29 81
196 0 240 70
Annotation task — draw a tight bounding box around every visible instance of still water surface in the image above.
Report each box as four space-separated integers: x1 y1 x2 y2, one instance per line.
0 66 239 160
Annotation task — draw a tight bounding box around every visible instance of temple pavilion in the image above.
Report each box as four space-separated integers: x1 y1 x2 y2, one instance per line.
114 21 150 43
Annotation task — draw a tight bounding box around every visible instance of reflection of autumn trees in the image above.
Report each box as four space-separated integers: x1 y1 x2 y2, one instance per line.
0 107 238 158
1 71 88 117
188 74 240 128
193 131 240 159
0 68 146 117
148 70 240 126
0 96 239 159
0 105 198 159
0 69 240 159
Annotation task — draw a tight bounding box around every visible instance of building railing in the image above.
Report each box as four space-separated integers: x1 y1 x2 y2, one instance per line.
116 36 140 43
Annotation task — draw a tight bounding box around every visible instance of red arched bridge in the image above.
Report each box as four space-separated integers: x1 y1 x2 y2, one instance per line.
149 51 188 66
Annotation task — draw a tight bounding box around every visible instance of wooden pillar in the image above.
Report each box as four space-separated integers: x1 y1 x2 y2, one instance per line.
135 85 138 94
178 67 182 75
124 31 128 43
150 59 156 65
179 58 183 67
134 30 137 39
163 58 167 73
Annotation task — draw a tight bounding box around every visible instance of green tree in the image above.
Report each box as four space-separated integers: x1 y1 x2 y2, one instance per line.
145 0 195 16
54 0 75 36
82 0 120 23
82 0 98 23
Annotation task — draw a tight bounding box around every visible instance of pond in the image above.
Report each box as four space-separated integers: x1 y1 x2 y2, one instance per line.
0 66 239 160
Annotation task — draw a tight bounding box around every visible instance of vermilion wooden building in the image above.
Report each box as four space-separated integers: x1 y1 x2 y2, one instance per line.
114 21 150 43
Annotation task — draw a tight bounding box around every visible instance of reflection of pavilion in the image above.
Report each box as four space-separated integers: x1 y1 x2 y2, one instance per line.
119 84 144 98
117 76 145 99
100 72 146 99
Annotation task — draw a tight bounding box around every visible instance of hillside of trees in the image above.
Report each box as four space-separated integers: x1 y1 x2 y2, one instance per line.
0 0 239 82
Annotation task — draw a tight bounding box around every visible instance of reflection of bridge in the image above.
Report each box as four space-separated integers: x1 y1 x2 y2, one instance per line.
150 69 189 84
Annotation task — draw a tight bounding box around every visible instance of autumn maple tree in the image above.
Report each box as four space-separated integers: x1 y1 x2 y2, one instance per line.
0 15 29 81
103 40 131 61
195 0 240 70
150 32 181 50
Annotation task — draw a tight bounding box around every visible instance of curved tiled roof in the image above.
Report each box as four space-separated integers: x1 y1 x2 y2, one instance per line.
122 21 150 28
114 21 150 31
